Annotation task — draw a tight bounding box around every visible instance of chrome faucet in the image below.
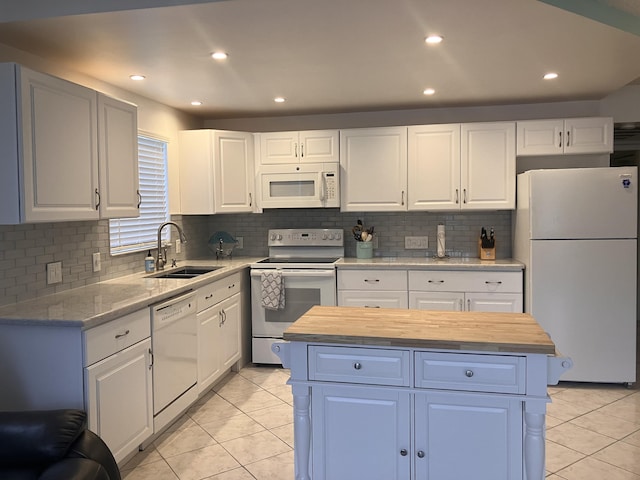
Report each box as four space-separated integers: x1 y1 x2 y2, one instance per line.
156 221 187 270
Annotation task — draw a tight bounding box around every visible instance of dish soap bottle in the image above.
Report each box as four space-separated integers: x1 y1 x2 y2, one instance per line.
145 251 155 273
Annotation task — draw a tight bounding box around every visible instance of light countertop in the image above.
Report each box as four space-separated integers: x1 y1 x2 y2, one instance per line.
338 257 524 271
0 258 262 329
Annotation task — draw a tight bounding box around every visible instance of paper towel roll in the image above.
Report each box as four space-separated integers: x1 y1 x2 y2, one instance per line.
437 224 445 258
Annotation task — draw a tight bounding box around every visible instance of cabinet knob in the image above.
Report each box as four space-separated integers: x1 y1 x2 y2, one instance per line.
465 369 474 378
353 362 362 370
400 449 408 456
417 450 425 458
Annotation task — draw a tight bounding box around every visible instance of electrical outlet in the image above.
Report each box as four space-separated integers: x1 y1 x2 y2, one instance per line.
92 252 101 272
405 236 429 249
46 261 62 284
236 236 244 249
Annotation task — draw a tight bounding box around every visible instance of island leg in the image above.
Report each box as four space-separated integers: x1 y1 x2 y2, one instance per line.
292 384 311 480
524 400 547 480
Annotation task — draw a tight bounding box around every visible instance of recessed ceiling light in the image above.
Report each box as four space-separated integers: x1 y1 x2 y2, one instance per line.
130 74 145 81
274 97 286 103
425 35 443 44
423 88 436 95
543 72 559 80
211 52 228 60
191 101 203 106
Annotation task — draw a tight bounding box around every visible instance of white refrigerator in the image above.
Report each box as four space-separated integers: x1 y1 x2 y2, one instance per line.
514 167 638 383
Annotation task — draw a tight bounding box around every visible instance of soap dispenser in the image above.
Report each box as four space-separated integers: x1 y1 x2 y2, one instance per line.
145 251 155 273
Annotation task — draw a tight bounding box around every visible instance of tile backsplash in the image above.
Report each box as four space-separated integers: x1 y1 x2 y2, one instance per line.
0 209 511 307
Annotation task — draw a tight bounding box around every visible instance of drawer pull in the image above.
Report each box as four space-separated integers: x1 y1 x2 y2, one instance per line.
228 284 235 289
400 449 408 456
485 281 502 285
428 280 444 284
205 293 214 300
353 362 362 370
364 279 380 283
364 305 381 308
115 330 130 339
465 369 474 378
417 450 425 458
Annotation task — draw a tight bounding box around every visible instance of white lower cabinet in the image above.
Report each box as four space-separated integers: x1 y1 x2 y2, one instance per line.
303 346 526 480
196 272 242 394
83 309 153 464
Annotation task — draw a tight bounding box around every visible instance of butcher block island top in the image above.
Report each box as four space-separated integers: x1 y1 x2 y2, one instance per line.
283 305 556 355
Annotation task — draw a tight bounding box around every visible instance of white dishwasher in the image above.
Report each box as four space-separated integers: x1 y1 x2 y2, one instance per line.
151 290 197 433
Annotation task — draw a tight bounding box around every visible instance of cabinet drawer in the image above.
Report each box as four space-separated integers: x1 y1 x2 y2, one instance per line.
338 270 407 291
84 309 150 366
415 352 525 394
197 272 242 311
338 291 408 309
409 270 522 293
309 346 410 386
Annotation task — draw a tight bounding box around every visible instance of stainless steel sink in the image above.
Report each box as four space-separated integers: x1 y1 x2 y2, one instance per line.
147 266 222 279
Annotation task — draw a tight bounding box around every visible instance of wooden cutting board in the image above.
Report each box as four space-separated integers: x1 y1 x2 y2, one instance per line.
283 306 556 354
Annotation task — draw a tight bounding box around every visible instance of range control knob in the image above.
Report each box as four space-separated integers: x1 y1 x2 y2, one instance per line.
329 233 335 240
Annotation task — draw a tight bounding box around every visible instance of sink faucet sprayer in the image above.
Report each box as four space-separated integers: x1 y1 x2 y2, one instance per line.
156 222 187 270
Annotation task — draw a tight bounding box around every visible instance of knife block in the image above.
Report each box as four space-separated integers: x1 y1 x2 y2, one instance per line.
478 239 496 260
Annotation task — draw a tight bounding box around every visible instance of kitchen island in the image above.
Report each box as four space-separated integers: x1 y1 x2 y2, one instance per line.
273 305 571 480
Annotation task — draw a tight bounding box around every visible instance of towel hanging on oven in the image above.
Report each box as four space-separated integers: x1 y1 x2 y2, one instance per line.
261 270 285 310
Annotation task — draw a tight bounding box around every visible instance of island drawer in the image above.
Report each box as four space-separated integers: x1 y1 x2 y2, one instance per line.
84 308 151 366
338 270 407 291
309 346 410 386
415 352 525 394
196 272 241 312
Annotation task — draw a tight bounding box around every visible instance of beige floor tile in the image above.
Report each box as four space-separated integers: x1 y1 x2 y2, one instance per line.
164 414 199 433
547 475 567 479
214 373 263 399
154 424 217 458
599 396 640 424
220 430 291 466
552 385 634 407
546 414 565 429
546 422 616 455
624 429 640 448
248 402 293 430
238 367 290 389
203 467 256 480
121 445 163 470
188 394 244 424
264 383 293 405
555 456 640 480
200 413 266 443
224 389 286 413
270 423 294 447
244 451 294 480
164 444 240 480
121 459 179 480
545 440 585 473
570 410 640 440
593 441 640 475
547 397 595 422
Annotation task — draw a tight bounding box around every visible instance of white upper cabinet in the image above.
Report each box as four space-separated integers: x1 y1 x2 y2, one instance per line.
340 127 408 212
97 93 140 219
516 117 613 156
179 129 255 214
0 63 139 224
408 122 516 211
259 130 339 164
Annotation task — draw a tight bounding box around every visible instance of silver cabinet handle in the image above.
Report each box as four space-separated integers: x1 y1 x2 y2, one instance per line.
148 348 153 369
463 188 467 204
428 280 444 284
353 362 362 370
566 131 570 147
249 192 252 207
115 329 130 339
95 189 101 210
485 281 502 285
465 369 474 377
455 188 459 204
300 143 304 157
400 449 408 456
401 190 405 206
364 305 381 308
467 298 471 310
559 131 563 148
417 451 425 458
294 143 298 158
364 279 380 283
205 293 214 300
137 189 142 208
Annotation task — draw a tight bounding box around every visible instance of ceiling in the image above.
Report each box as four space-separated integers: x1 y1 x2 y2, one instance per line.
0 0 639 119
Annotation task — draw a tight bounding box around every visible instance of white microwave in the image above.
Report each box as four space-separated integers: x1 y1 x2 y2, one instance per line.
259 162 339 208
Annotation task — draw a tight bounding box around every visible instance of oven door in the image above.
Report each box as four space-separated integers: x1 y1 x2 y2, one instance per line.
251 268 336 337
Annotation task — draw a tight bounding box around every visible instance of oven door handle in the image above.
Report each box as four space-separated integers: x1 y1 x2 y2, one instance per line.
251 269 336 278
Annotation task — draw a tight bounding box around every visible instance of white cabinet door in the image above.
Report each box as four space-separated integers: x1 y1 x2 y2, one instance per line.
197 306 223 394
97 94 139 219
19 66 100 222
461 122 516 210
312 384 410 480
260 130 338 164
466 292 523 313
409 291 463 311
408 124 461 211
340 127 407 211
85 338 153 464
516 117 613 156
219 292 241 370
179 129 255 214
414 392 522 480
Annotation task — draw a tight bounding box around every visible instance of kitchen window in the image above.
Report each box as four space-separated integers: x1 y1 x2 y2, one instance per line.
109 134 170 255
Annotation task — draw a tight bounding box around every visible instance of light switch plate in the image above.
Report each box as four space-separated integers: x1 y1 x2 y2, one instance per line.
236 237 244 249
46 261 62 284
405 236 429 249
92 252 101 272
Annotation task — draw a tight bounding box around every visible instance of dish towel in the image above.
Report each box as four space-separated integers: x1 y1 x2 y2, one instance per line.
261 270 285 310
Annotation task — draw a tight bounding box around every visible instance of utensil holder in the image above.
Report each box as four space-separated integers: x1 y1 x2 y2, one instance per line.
356 241 373 259
478 239 496 260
